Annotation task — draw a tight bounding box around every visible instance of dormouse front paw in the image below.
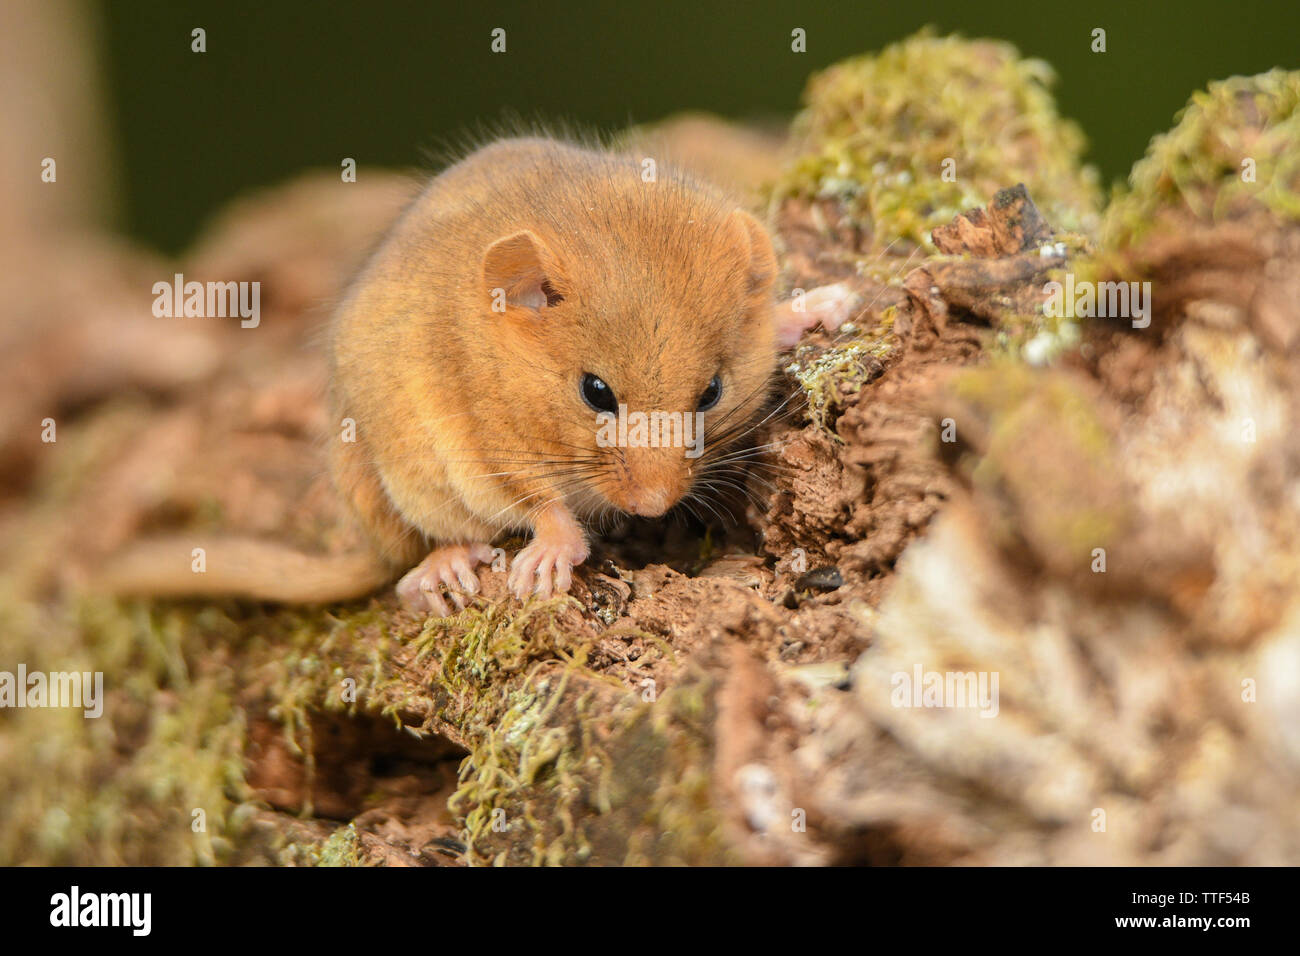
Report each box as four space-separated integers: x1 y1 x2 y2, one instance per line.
507 535 589 601
396 543 495 616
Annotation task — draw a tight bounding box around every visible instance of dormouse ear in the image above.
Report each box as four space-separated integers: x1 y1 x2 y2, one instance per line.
481 230 565 312
729 208 777 298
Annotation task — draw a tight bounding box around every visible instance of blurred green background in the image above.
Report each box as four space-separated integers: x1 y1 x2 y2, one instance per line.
96 0 1298 252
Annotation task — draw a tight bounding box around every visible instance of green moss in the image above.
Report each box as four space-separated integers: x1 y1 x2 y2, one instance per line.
316 823 365 866
772 28 1101 251
24 582 715 867
613 674 732 865
255 602 424 817
0 595 259 865
423 597 622 865
0 402 273 865
269 605 407 721
1103 69 1300 249
341 595 730 866
783 308 899 435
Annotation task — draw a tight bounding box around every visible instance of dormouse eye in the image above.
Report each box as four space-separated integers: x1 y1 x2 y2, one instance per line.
581 372 618 413
697 374 722 411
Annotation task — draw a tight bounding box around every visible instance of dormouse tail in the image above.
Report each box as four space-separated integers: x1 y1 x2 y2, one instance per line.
92 536 395 605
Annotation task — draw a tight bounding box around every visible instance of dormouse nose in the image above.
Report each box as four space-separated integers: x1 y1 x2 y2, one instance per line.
626 488 671 518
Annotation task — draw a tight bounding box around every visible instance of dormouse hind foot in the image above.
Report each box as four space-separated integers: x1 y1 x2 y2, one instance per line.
396 543 495 616
507 508 589 601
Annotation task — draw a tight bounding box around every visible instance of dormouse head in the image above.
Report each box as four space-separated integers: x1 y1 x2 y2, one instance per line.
477 189 779 523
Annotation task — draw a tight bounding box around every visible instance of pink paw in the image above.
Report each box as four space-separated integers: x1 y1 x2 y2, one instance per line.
396 543 495 616
507 536 589 601
774 282 863 347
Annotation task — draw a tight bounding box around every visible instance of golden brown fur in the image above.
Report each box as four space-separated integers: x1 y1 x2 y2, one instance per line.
331 138 777 587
